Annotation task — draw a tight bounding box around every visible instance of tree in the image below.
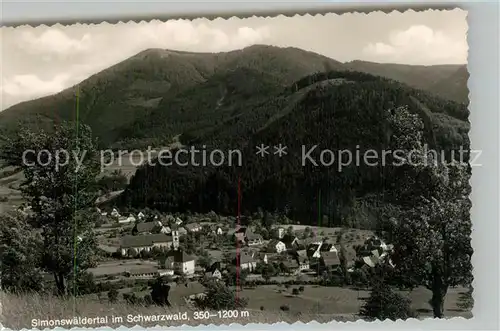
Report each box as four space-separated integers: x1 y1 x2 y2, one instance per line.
261 264 275 282
360 281 416 321
194 280 248 310
198 255 213 269
150 276 172 306
1 123 101 296
225 267 248 289
68 270 96 295
336 229 351 285
108 288 119 303
0 213 44 293
457 286 474 311
385 107 473 318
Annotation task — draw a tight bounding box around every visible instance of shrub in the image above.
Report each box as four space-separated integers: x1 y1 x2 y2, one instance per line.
360 282 417 321
107 288 118 303
292 288 299 295
260 306 265 311
280 305 290 311
298 286 305 292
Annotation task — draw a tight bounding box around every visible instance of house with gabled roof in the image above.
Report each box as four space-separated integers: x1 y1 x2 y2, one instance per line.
281 234 300 249
204 268 222 281
320 251 341 269
245 231 263 246
170 250 196 275
267 239 287 253
294 249 310 271
231 252 257 271
184 223 202 233
281 259 300 274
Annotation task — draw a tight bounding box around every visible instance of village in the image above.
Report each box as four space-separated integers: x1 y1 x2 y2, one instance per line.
81 206 397 311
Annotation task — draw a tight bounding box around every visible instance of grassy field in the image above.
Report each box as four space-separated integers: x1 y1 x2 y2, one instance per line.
1 284 471 329
240 285 470 318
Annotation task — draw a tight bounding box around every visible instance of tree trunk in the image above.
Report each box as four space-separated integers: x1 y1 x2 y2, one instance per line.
431 288 446 318
54 273 67 296
430 272 448 318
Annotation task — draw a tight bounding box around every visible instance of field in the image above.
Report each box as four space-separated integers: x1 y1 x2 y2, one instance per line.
239 285 470 318
1 284 471 329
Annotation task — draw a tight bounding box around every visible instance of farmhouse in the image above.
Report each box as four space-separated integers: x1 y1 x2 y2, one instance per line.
267 239 287 253
120 234 173 256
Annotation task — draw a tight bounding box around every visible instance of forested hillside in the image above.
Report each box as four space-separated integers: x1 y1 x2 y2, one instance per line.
120 70 469 228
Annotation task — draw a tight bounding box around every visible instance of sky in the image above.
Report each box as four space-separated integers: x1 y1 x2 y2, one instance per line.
0 9 468 110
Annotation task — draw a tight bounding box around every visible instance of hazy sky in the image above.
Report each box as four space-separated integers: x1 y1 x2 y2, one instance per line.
1 9 468 110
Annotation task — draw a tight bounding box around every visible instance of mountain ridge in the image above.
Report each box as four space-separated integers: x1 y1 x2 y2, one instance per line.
0 45 468 149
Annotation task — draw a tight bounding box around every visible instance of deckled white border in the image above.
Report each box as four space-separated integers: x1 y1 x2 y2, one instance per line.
1 1 498 330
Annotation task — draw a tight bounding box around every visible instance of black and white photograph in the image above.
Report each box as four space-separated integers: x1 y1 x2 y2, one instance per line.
0 9 473 329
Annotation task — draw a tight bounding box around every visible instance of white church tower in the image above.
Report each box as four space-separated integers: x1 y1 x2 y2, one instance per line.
172 230 180 250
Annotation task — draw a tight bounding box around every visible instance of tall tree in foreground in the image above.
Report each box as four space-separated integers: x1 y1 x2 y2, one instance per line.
387 106 473 318
1 123 100 295
0 213 44 293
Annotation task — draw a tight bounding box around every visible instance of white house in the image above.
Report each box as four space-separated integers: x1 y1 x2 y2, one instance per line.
216 227 224 235
171 251 195 275
118 214 135 224
111 208 120 218
175 217 183 225
267 239 287 254
205 269 222 280
137 211 145 220
275 227 285 239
